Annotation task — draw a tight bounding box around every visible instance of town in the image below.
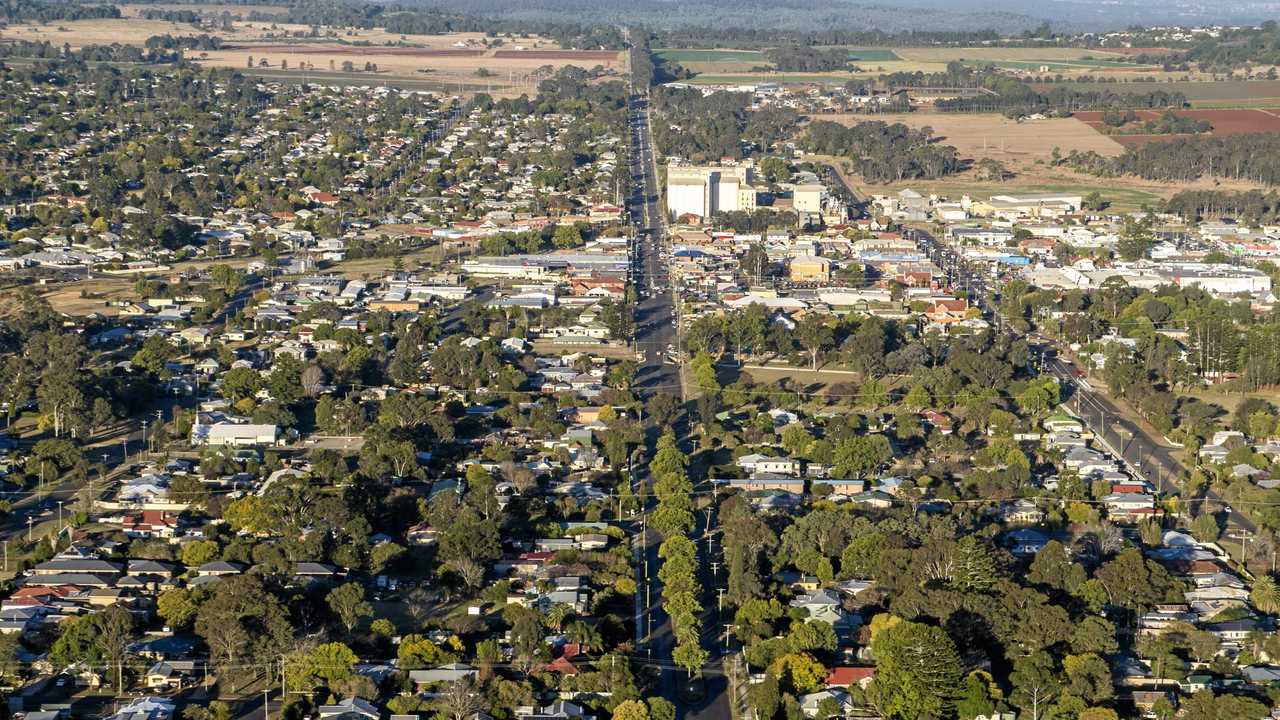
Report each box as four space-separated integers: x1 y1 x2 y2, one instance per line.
7 3 1280 720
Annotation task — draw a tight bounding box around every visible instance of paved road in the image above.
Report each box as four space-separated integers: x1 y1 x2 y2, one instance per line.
912 228 1255 534
626 87 731 720
627 93 679 394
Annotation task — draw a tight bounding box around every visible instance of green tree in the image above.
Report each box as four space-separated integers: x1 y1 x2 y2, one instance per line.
871 620 962 720
156 587 198 630
327 582 372 633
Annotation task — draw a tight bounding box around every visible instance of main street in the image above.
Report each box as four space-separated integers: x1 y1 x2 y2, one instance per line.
626 86 732 720
912 228 1256 536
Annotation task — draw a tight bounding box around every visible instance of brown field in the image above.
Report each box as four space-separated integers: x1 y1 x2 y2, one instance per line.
821 111 1125 172
1073 108 1280 146
1103 47 1177 56
117 3 286 17
40 279 135 317
230 44 485 57
492 49 620 61
0 18 622 95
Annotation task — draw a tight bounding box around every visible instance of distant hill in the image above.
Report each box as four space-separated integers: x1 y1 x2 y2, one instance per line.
411 0 1280 34
414 0 1047 34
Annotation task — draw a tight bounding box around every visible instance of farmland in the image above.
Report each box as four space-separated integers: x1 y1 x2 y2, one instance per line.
667 45 1165 86
811 109 1274 210
821 111 1125 169
653 48 765 63
844 48 901 62
1072 108 1280 146
1032 79 1280 107
0 17 624 95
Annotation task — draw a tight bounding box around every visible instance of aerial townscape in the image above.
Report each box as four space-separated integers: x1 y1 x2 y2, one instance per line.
14 3 1280 720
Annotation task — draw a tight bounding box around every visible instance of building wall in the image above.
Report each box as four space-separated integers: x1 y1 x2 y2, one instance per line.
668 181 706 220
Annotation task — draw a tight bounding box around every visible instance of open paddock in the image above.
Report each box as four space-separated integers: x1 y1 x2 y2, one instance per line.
654 48 765 64
1032 79 1280 107
492 49 621 61
229 43 485 57
896 46 1134 63
1072 108 1280 146
820 111 1125 169
194 42 623 95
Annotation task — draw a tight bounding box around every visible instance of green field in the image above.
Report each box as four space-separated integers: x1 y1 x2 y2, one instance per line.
1031 79 1280 106
844 48 901 62
653 48 765 63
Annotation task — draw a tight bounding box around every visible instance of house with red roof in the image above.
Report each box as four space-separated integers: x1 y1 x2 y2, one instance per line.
825 666 876 690
121 510 179 539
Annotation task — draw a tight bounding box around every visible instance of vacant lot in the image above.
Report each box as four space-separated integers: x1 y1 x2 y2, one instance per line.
1073 108 1280 146
823 111 1125 169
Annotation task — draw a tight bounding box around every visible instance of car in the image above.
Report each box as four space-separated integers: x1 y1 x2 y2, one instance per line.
1072 369 1085 378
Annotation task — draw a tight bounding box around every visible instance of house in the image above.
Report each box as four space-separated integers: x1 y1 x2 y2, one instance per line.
514 701 595 720
811 478 866 496
121 511 179 538
318 697 380 720
1004 528 1048 556
998 499 1044 525
737 454 802 476
1205 617 1266 643
1043 414 1084 434
196 561 243 577
107 697 176 720
798 689 855 719
825 666 876 690
789 588 856 634
189 422 281 447
409 663 478 687
729 474 805 493
925 298 968 324
847 490 893 509
144 660 198 690
1103 493 1158 522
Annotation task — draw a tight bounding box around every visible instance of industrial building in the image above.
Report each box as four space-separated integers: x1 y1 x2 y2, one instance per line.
665 162 762 222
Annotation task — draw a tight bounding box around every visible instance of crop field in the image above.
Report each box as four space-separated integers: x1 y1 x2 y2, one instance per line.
896 47 1133 63
844 48 901 62
0 18 622 95
1072 108 1280 146
654 48 765 63
673 45 1161 83
960 57 1157 73
1032 79 1280 107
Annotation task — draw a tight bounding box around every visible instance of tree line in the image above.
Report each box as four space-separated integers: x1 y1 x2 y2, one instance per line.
764 46 850 72
1060 133 1280 186
801 119 962 184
